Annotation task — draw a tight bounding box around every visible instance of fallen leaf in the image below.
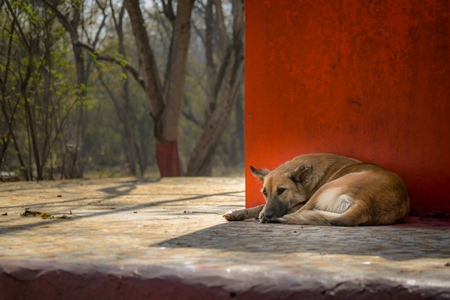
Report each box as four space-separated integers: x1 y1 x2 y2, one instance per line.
51 215 68 219
20 209 71 220
40 212 52 219
20 209 40 217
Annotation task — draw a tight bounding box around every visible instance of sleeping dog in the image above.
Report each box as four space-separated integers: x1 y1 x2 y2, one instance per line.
224 153 410 226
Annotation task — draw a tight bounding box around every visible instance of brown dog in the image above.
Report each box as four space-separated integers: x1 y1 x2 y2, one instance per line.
224 153 410 226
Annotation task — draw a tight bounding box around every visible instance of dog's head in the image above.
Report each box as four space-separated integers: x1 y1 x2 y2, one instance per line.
251 164 313 222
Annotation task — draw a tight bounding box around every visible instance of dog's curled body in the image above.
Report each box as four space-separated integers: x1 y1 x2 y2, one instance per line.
223 153 410 226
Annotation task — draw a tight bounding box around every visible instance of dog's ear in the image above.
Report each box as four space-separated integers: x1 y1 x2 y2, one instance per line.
289 165 313 183
250 166 269 183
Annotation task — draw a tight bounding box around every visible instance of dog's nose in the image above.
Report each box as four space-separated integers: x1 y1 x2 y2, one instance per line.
264 211 274 219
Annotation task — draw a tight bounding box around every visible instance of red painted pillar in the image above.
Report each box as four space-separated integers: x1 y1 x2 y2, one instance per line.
245 0 450 212
156 141 181 177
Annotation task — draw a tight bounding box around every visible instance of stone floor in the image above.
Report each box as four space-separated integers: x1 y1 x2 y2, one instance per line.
0 177 449 299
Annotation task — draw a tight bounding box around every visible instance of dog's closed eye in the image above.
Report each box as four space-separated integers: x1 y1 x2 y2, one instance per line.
277 187 286 195
262 188 268 197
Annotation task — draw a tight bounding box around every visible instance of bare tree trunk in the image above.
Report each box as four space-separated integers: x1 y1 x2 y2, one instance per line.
186 56 243 175
185 0 244 176
235 92 244 164
123 91 138 176
124 0 194 177
161 0 194 142
230 92 244 166
124 0 165 131
62 42 84 179
62 105 83 179
109 2 138 176
203 0 217 125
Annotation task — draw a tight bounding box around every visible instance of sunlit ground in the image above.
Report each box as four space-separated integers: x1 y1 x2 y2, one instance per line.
76 165 244 180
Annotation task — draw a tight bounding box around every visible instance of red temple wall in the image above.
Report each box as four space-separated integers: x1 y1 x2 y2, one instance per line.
245 0 450 212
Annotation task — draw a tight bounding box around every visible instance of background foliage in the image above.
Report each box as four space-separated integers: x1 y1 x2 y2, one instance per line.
0 0 244 180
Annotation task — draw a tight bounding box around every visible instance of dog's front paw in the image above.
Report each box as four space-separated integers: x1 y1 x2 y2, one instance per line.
259 215 268 223
258 209 265 221
223 210 246 221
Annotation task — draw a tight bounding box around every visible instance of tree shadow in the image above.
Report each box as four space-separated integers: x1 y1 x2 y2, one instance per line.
0 179 160 210
97 178 161 196
152 217 450 261
0 181 244 235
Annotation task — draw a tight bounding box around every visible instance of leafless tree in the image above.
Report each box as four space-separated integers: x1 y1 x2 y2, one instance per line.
124 0 195 176
185 0 244 175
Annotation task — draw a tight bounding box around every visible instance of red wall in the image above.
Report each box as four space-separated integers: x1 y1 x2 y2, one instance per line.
245 0 450 212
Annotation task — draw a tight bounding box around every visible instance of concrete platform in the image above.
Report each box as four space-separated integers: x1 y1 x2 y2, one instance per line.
0 177 449 299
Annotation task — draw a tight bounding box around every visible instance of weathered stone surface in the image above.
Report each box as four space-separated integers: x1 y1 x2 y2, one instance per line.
0 177 449 299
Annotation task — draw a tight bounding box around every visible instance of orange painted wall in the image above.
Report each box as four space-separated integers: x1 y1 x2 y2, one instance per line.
245 0 450 212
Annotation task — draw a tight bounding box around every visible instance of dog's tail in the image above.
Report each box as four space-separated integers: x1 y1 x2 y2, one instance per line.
278 204 370 226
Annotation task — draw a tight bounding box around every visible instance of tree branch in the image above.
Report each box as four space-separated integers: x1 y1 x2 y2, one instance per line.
98 72 125 123
213 0 230 56
4 0 33 90
41 0 78 44
182 95 202 128
42 0 144 89
124 0 166 142
162 0 175 22
80 43 145 90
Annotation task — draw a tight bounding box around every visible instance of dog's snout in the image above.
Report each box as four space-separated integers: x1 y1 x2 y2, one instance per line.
264 211 274 219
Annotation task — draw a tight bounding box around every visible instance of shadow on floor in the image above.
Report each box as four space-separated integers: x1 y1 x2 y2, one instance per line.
0 186 244 235
152 217 450 261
